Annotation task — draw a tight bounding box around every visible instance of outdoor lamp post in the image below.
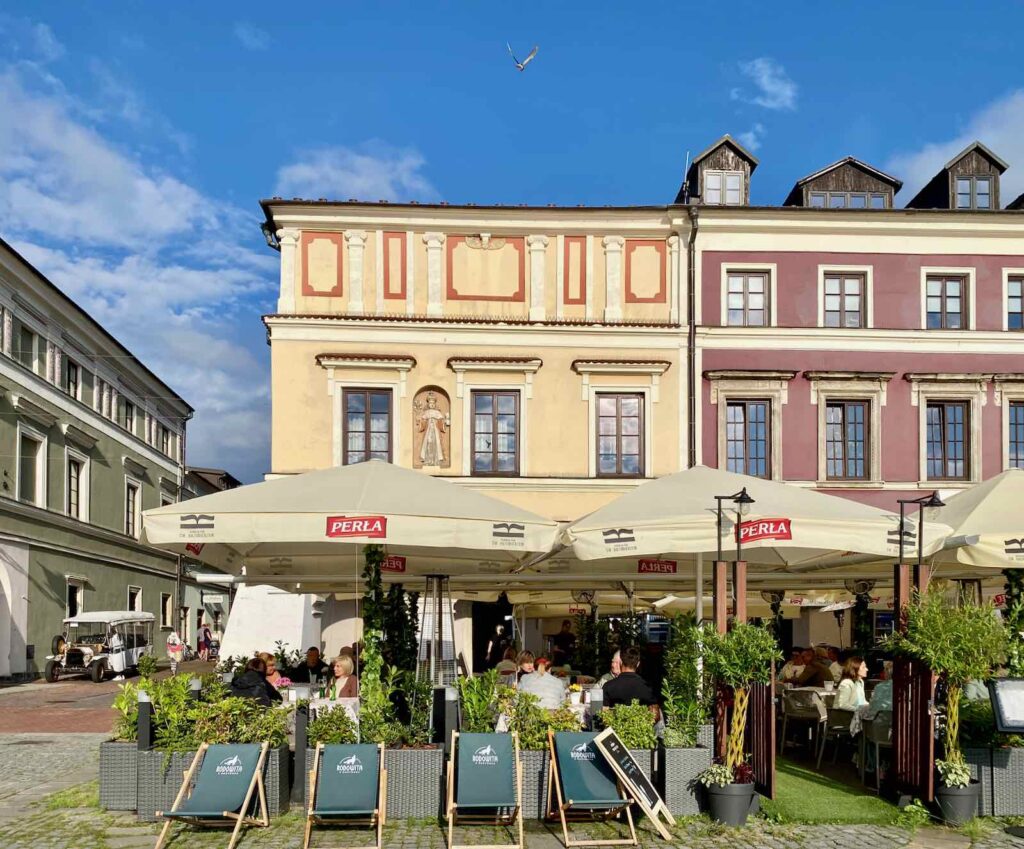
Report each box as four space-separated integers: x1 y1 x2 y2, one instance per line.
897 491 945 567
712 487 756 631
714 487 756 562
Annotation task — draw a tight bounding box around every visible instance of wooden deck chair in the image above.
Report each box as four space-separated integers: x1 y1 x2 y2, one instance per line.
446 731 523 849
154 742 269 849
545 731 637 848
303 743 386 849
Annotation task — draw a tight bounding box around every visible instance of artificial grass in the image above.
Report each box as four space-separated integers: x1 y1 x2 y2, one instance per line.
760 757 902 825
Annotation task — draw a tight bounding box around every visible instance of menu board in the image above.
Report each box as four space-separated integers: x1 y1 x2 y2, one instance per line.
593 728 674 840
988 679 1024 733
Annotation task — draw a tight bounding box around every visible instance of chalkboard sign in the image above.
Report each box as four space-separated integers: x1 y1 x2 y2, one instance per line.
988 679 1024 733
593 728 674 840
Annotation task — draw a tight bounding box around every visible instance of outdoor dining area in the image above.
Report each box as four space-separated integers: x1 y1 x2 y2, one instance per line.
95 460 1024 846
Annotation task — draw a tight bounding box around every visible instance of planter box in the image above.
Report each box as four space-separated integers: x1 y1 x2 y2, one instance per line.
136 744 290 823
658 745 712 816
99 742 138 811
989 747 1024 816
385 747 445 820
963 748 992 817
696 725 715 749
518 748 655 821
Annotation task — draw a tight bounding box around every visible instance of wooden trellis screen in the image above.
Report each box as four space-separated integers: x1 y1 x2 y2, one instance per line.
892 658 936 802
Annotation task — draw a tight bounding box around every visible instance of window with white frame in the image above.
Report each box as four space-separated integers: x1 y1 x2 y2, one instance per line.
726 400 770 478
160 592 173 629
17 427 46 506
1008 277 1024 330
65 449 89 520
123 401 135 434
127 586 142 612
726 271 769 326
471 390 520 476
160 425 172 457
124 478 141 537
66 578 84 618
955 176 992 210
825 400 869 480
704 170 743 206
709 370 794 481
926 276 967 329
926 400 969 480
342 389 392 464
823 274 866 328
1010 402 1024 469
807 372 889 485
809 191 888 209
65 360 80 399
596 393 644 477
15 325 38 373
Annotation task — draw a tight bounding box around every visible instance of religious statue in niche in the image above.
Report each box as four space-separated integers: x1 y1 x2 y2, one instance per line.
413 387 451 468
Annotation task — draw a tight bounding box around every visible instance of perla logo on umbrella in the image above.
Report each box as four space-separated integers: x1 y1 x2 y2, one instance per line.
472 744 499 765
569 743 595 761
735 518 792 543
336 754 363 774
216 755 243 776
492 522 526 548
601 528 636 552
325 515 388 538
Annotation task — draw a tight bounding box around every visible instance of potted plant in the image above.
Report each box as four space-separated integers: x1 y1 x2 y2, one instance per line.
696 622 780 826
99 679 144 811
884 590 1007 825
457 669 499 733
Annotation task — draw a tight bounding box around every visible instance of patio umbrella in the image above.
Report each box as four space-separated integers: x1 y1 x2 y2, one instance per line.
141 460 559 579
560 465 949 571
924 468 1024 569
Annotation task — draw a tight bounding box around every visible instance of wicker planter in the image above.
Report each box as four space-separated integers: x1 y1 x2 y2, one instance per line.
696 725 715 749
658 745 712 816
384 747 445 820
136 744 290 823
963 748 993 816
99 742 138 811
989 747 1024 816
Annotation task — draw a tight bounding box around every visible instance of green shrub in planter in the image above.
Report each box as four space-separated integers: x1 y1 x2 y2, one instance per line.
136 653 158 680
496 688 582 750
457 669 498 733
308 704 358 746
599 701 657 749
661 614 712 749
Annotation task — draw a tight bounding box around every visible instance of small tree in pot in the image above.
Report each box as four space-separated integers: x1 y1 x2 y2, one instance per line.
696 622 780 826
883 589 1006 825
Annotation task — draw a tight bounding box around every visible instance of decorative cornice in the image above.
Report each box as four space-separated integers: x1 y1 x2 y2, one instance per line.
60 422 98 451
902 372 994 382
123 455 148 479
704 369 798 381
315 353 417 369
571 359 672 374
447 357 542 399
6 392 58 428
802 370 895 382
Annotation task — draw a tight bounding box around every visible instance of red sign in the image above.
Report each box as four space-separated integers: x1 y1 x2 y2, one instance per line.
381 555 406 573
185 542 205 556
638 558 677 574
736 518 792 544
568 606 588 615
326 515 388 539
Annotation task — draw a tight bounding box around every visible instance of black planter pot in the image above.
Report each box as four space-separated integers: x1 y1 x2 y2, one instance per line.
706 782 756 826
934 781 981 826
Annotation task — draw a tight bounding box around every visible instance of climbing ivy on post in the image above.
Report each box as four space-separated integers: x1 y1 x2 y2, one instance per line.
852 592 874 654
1003 570 1024 677
361 544 385 640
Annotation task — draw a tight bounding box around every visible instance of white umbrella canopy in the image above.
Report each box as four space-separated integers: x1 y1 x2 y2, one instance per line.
926 469 1024 569
560 465 950 570
141 460 560 578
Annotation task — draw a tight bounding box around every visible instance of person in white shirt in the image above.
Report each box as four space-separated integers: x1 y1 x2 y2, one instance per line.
827 646 843 683
518 657 566 709
834 656 868 711
595 651 621 689
778 647 805 684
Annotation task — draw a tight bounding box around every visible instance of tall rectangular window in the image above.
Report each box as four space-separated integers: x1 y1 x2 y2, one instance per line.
926 401 969 480
67 457 82 518
127 586 142 612
66 361 79 398
125 480 140 537
1010 402 1024 470
18 432 43 505
824 274 865 328
471 391 519 475
926 276 966 329
160 593 173 629
825 401 868 480
342 389 392 464
726 272 769 326
16 326 37 372
1008 278 1024 330
160 426 171 456
66 579 83 619
123 401 135 434
726 400 770 478
956 176 992 210
596 393 644 477
704 170 743 206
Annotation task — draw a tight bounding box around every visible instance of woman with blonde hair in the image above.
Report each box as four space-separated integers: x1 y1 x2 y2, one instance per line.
327 654 358 699
257 652 286 689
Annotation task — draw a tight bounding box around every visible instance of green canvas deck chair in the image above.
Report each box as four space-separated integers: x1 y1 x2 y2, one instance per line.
154 742 269 849
303 743 386 849
546 731 637 848
445 731 523 849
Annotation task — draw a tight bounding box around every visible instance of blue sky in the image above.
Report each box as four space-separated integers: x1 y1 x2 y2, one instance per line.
3 3 1024 481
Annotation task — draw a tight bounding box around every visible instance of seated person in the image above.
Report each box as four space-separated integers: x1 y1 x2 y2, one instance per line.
595 651 621 689
794 647 834 688
827 646 843 683
495 647 519 675
258 652 286 688
518 657 565 709
778 647 805 683
230 657 282 707
289 646 330 683
834 656 868 710
865 661 893 719
601 647 658 716
516 650 536 680
326 655 358 699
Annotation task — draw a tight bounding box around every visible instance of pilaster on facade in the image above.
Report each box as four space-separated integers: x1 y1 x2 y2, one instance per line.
527 235 548 322
667 234 681 325
374 229 385 313
423 232 446 318
602 236 624 322
101 381 111 419
1 307 11 356
345 230 367 315
276 229 301 313
44 339 55 384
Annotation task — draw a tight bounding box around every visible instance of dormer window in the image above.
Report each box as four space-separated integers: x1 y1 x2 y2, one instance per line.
808 192 889 209
955 177 992 210
705 170 743 206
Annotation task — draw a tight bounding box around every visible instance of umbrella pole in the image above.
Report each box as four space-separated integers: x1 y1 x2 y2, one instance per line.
694 553 703 625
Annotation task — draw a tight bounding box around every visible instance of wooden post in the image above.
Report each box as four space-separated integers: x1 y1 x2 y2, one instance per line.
912 563 928 596
732 560 747 623
712 561 728 634
894 563 911 632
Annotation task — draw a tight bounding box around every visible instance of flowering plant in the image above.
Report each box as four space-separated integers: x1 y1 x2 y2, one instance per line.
568 683 582 692
275 677 292 688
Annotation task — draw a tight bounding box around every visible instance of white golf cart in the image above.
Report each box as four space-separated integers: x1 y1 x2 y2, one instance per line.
45 611 155 683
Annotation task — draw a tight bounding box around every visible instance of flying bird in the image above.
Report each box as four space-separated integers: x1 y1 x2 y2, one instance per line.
507 42 538 72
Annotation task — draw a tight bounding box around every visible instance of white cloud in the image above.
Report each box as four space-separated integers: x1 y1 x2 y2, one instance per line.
886 90 1024 206
233 22 270 51
0 58 276 481
30 22 64 62
737 123 765 152
275 144 438 202
731 58 797 112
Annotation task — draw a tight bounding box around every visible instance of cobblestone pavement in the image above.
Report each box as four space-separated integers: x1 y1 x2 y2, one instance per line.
0 733 105 821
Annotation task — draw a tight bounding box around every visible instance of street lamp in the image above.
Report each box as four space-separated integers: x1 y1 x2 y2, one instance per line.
714 487 756 563
897 490 945 567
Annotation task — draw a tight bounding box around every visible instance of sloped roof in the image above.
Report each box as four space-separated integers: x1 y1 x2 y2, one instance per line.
945 140 1008 173
791 156 903 190
691 134 760 170
1006 191 1024 210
